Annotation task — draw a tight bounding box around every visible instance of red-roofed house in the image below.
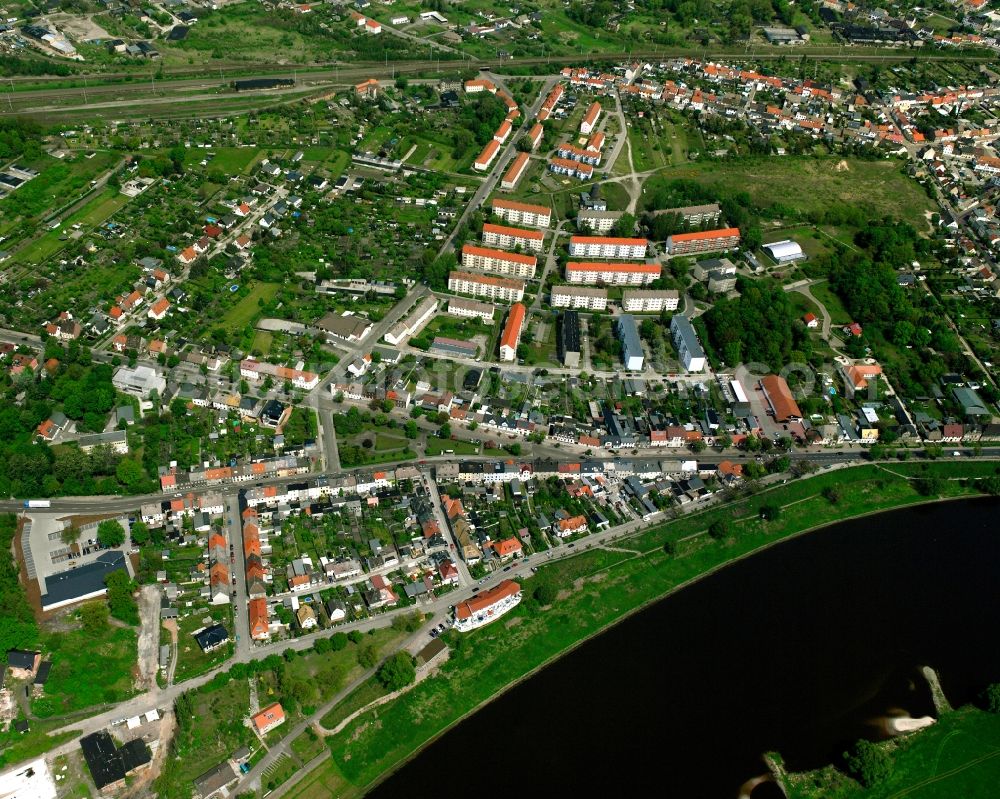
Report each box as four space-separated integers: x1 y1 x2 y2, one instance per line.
491 537 522 560
252 702 285 735
148 298 170 320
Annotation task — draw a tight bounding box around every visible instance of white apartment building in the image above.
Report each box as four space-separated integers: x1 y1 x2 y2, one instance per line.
577 209 621 233
500 152 530 190
383 295 438 345
580 101 602 134
447 297 496 322
461 244 537 279
621 289 681 313
569 236 648 260
240 359 319 390
550 285 609 310
481 223 544 253
448 271 525 303
565 262 661 286
491 199 551 228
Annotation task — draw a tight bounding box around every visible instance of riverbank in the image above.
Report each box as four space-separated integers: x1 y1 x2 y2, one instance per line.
289 460 1000 799
784 704 1000 799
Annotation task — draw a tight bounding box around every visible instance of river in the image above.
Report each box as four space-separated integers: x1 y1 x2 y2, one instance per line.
365 498 1000 798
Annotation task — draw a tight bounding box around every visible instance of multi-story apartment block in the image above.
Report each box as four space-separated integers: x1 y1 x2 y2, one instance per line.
461 244 537 278
577 209 622 233
556 143 601 165
491 198 551 228
621 289 680 313
580 101 602 134
448 271 525 302
474 139 501 171
568 236 648 260
550 285 609 310
548 157 593 180
447 297 496 322
565 262 661 285
498 302 526 361
665 227 741 255
482 222 544 253
500 152 530 190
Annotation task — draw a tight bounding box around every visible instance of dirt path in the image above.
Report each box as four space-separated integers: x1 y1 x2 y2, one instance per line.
161 618 179 686
136 586 162 690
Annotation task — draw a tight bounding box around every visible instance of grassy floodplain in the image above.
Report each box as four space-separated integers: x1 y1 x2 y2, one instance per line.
285 460 1000 798
787 704 1000 799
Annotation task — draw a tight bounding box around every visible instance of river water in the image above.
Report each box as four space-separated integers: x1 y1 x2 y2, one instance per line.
365 498 1000 798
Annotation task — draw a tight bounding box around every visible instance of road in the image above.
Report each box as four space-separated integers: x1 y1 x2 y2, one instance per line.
226 492 252 661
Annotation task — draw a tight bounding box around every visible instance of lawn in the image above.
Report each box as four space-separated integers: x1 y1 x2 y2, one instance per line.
787 705 1000 799
31 620 137 718
200 147 261 174
808 280 853 327
219 282 280 331
263 754 300 792
291 728 327 762
374 432 408 452
14 188 130 265
288 757 352 799
312 461 995 795
642 156 935 231
425 437 480 456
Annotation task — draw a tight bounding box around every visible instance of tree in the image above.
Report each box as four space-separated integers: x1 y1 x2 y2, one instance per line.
844 739 892 787
759 503 782 521
97 519 126 549
313 636 332 655
357 643 379 669
822 486 840 504
116 458 145 491
105 569 138 625
376 651 416 691
79 601 109 634
130 521 150 547
708 519 731 540
347 630 364 645
61 525 81 546
330 632 349 651
984 682 1000 713
533 583 557 605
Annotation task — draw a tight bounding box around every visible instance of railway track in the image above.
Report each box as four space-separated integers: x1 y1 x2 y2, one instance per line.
0 47 993 119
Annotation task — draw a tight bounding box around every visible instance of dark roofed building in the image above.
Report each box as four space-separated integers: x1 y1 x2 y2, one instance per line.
33 660 52 685
119 738 152 773
166 25 188 40
194 760 238 797
81 732 127 790
6 650 40 673
41 550 128 611
558 311 581 368
194 624 230 652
